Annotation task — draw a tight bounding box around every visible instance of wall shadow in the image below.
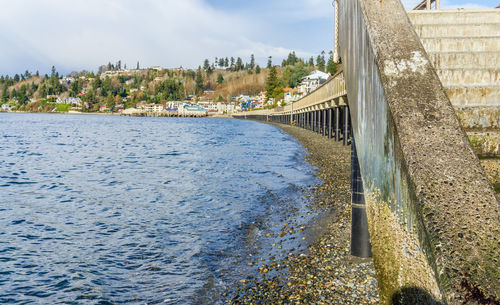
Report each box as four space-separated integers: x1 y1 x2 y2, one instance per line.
391 287 443 305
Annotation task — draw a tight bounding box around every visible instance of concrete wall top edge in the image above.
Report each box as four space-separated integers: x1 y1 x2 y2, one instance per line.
407 8 500 14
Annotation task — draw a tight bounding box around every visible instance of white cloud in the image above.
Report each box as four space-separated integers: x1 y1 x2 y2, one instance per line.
0 0 309 74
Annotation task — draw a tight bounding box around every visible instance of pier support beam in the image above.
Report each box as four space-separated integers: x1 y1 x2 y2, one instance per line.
343 106 349 146
328 108 333 138
350 133 372 258
317 110 321 133
335 107 340 141
323 109 327 136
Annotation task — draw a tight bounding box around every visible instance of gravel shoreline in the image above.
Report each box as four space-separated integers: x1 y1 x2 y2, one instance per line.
227 122 380 304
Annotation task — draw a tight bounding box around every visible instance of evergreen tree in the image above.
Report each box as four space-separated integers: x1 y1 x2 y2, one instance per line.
236 57 243 71
217 73 224 84
316 51 326 72
308 56 315 67
195 66 204 94
267 56 272 69
203 59 210 71
230 57 235 70
1 85 8 102
265 66 279 101
255 65 261 74
326 51 337 75
218 58 225 68
224 57 229 68
51 66 57 79
106 95 115 109
250 54 255 69
136 61 140 70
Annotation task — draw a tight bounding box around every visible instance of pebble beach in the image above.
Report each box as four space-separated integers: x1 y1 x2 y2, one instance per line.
226 122 380 304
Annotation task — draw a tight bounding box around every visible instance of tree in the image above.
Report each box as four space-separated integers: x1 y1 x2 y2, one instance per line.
250 54 255 69
217 73 224 84
289 61 309 88
308 56 315 67
326 51 338 75
230 57 235 70
218 58 225 68
317 51 326 72
203 59 210 71
51 66 57 79
267 56 272 69
1 85 8 102
236 57 243 71
136 61 140 70
195 66 204 94
283 51 298 67
106 95 115 109
224 57 229 68
255 65 261 74
265 66 279 102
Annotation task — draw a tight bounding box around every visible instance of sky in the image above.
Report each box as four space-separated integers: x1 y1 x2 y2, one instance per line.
0 0 497 76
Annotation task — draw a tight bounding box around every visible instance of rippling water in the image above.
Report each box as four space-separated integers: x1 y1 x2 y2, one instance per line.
0 113 316 304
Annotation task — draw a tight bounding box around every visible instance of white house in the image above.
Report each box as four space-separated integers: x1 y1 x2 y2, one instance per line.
178 103 208 116
56 97 82 106
165 101 181 110
141 104 164 113
297 70 330 95
217 102 235 114
198 101 218 112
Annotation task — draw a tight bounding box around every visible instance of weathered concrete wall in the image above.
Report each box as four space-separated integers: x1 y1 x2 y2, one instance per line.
338 0 499 304
408 9 500 132
468 132 500 157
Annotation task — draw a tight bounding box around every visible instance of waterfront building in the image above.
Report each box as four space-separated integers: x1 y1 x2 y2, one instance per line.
142 104 164 113
1 104 12 111
297 70 329 94
178 103 208 116
165 101 181 110
56 97 82 106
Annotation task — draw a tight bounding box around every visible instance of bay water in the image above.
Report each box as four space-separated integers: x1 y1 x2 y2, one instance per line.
0 113 316 304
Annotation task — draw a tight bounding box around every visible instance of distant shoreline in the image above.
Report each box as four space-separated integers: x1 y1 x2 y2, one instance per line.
0 111 235 119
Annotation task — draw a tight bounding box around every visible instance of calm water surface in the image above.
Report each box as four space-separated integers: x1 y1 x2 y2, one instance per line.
0 113 316 304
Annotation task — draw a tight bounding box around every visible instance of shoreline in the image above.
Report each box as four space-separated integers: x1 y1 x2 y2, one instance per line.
227 121 379 304
0 111 235 119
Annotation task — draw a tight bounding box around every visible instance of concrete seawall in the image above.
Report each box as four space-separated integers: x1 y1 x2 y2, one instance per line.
339 0 499 304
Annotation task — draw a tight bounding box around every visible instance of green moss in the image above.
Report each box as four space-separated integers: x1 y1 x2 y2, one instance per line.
468 135 485 154
365 191 442 304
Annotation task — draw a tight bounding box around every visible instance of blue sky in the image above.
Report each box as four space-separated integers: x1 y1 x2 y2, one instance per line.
0 0 497 76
